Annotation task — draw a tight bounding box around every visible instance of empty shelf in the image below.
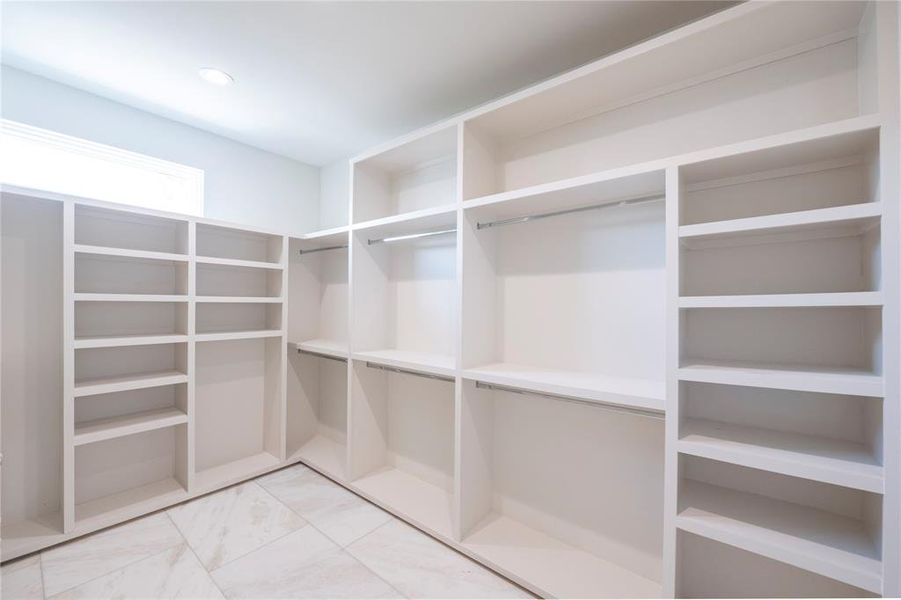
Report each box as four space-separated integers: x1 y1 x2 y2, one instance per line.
195 255 283 270
679 292 883 308
74 333 188 349
353 204 458 238
677 480 882 593
465 362 665 412
74 370 188 397
1 513 63 562
463 514 662 599
295 338 348 359
75 478 187 530
679 418 882 493
679 203 881 246
195 452 281 493
195 330 283 342
353 349 455 377
73 244 189 263
74 293 189 303
74 408 187 446
195 296 283 303
679 360 882 397
353 467 453 538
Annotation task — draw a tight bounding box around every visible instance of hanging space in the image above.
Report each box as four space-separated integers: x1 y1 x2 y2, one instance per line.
286 230 350 479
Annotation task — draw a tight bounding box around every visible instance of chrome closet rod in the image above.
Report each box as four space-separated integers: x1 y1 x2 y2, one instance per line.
365 362 454 383
298 244 348 255
367 228 456 245
297 348 347 363
474 381 663 420
476 193 664 230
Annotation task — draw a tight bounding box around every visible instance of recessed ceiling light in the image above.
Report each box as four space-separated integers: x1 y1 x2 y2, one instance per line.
198 67 234 86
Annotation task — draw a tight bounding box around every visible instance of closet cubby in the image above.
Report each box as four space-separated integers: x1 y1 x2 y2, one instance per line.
681 306 882 379
352 124 458 224
1 193 65 554
461 3 875 200
287 351 348 479
349 361 455 537
194 338 283 491
195 263 283 299
75 301 189 340
75 253 189 297
74 203 189 256
195 222 285 266
457 379 664 598
74 425 188 527
677 455 883 594
74 343 189 398
74 384 189 447
677 532 876 598
678 381 883 493
351 212 457 376
288 234 349 358
461 169 666 410
196 301 282 336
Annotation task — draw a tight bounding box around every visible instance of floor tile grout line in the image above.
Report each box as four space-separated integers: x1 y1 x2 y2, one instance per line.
254 472 393 550
162 511 229 599
41 543 181 599
38 552 48 600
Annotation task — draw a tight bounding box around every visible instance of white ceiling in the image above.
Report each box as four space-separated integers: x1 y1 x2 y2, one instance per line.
1 1 732 166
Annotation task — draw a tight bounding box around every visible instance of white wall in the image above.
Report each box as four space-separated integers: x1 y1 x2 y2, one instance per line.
318 159 351 229
1 65 320 234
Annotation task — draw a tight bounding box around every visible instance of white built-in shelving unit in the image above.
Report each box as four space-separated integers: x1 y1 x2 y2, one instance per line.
2 2 899 598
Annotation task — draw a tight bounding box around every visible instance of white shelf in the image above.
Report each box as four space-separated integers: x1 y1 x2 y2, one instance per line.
74 407 187 446
353 349 455 378
465 362 665 412
353 467 453 538
75 478 187 529
679 360 883 397
195 330 283 342
463 164 664 220
677 480 882 594
73 243 189 263
294 338 348 359
299 224 350 241
74 293 189 303
352 204 458 239
292 434 346 481
195 255 283 270
74 333 189 349
195 296 283 303
679 418 882 493
679 292 883 308
195 452 281 493
679 203 881 246
1 513 62 560
74 369 188 397
463 514 662 599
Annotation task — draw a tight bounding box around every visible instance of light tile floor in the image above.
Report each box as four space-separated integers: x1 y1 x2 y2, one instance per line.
1 464 533 599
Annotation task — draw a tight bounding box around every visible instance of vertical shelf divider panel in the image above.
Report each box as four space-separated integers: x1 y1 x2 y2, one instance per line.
63 200 75 533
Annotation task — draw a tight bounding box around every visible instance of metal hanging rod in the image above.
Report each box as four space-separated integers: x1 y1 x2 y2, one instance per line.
474 381 663 420
297 348 347 363
368 228 456 245
365 362 454 383
298 244 348 255
476 193 664 230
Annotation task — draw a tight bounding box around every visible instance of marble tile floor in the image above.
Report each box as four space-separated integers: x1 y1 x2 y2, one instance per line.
1 464 533 600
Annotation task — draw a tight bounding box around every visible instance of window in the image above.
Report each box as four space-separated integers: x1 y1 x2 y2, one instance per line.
0 119 204 216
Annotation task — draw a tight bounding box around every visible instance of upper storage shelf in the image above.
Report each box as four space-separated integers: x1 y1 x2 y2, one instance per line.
460 2 873 200
196 223 285 266
353 124 458 224
75 204 189 256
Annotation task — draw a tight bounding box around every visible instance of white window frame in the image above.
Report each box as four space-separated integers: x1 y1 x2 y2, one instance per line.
0 119 204 216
